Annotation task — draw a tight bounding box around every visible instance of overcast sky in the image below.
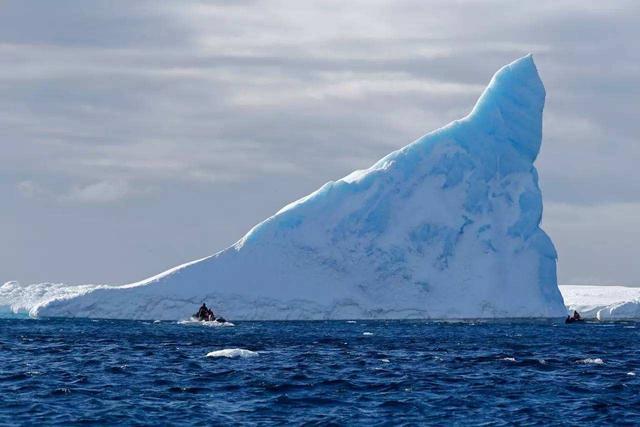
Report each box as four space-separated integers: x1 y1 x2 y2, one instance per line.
1 0 638 286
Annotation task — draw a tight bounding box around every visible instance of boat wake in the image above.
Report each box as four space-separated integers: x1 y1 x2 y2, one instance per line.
178 319 235 327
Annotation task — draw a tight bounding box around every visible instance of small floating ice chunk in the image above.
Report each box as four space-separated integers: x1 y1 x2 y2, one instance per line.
380 359 390 363
206 348 258 359
578 358 604 365
153 320 161 324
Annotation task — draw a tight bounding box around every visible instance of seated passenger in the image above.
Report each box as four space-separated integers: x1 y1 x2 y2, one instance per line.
196 303 209 321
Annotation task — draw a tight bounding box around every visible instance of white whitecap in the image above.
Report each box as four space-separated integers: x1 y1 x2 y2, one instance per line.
627 372 636 376
578 358 604 365
363 332 374 336
206 348 258 358
501 357 517 362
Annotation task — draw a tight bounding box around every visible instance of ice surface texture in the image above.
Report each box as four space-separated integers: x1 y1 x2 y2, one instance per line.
2 55 566 320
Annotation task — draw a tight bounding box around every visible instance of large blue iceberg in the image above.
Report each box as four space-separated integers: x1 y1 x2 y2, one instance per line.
1 55 566 319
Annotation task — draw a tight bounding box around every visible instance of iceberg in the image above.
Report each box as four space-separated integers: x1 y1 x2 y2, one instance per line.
1 55 566 320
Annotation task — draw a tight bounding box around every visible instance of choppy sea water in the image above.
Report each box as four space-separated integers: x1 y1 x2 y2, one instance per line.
1 318 639 425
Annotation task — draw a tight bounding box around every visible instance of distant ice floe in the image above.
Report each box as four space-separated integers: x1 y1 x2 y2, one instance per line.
560 285 640 320
206 349 258 358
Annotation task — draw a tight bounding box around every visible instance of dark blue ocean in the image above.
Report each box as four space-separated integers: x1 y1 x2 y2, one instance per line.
1 318 639 425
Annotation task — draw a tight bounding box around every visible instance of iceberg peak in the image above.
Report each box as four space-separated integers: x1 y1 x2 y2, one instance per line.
468 54 545 162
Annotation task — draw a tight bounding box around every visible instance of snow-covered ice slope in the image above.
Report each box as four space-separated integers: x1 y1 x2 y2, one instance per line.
560 285 640 320
1 55 566 320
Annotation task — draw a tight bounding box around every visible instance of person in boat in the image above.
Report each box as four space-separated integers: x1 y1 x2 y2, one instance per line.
194 302 228 322
196 303 210 321
195 303 219 321
565 310 582 323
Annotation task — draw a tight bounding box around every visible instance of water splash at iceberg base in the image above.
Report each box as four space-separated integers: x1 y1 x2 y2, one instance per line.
0 281 107 318
1 55 566 320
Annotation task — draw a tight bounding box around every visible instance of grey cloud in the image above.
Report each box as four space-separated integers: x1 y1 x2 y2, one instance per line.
0 0 193 48
1 0 638 286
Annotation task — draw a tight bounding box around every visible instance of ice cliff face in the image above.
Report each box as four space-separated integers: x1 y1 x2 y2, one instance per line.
1 55 566 320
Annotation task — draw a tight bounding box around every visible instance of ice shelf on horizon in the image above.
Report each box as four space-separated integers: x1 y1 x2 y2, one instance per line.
560 285 640 320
